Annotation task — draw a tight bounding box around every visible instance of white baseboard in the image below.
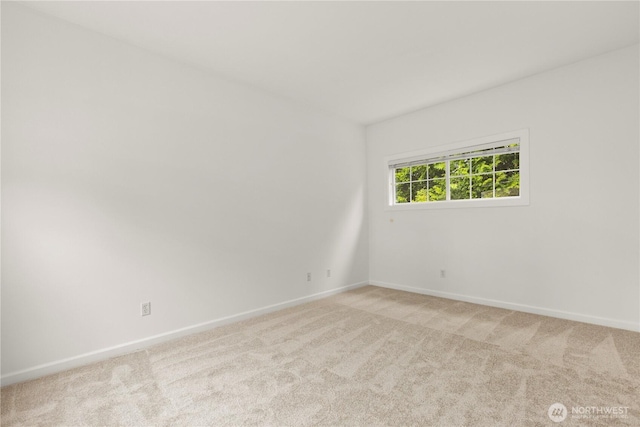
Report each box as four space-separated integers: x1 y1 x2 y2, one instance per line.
370 280 640 333
1 281 368 387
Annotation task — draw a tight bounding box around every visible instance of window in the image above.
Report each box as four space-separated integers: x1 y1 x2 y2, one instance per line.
386 129 529 209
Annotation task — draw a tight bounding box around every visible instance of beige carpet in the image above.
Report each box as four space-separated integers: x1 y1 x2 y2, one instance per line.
2 285 639 426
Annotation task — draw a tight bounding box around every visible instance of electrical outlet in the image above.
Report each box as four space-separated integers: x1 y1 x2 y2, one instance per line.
327 269 331 278
141 301 151 316
307 272 312 282
440 269 446 279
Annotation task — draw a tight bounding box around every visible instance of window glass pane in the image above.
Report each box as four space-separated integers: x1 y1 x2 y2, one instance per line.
472 175 494 199
412 181 428 202
411 164 427 181
396 183 410 203
428 162 446 179
428 179 446 201
450 159 470 176
395 167 410 183
450 176 470 200
472 156 494 174
496 171 520 197
495 153 519 171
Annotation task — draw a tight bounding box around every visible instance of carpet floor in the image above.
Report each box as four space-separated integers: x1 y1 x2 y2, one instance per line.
1 285 639 426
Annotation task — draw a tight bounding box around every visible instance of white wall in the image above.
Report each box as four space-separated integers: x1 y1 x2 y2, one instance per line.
367 45 640 331
1 4 368 380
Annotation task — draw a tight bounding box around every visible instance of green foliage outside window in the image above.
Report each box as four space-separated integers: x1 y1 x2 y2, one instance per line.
394 146 519 204
395 162 447 203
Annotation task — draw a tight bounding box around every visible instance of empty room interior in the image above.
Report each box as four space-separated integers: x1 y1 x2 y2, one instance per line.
1 1 639 425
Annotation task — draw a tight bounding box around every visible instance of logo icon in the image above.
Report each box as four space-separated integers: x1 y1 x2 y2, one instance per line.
548 403 567 423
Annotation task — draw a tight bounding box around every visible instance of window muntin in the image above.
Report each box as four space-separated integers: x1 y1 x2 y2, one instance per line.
394 161 446 203
387 132 527 208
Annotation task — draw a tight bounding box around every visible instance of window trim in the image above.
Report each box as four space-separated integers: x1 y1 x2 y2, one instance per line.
384 129 529 210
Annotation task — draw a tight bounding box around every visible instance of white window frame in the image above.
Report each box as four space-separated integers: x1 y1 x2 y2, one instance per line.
385 129 529 210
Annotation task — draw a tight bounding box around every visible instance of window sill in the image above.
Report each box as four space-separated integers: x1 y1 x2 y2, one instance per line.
385 196 529 210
